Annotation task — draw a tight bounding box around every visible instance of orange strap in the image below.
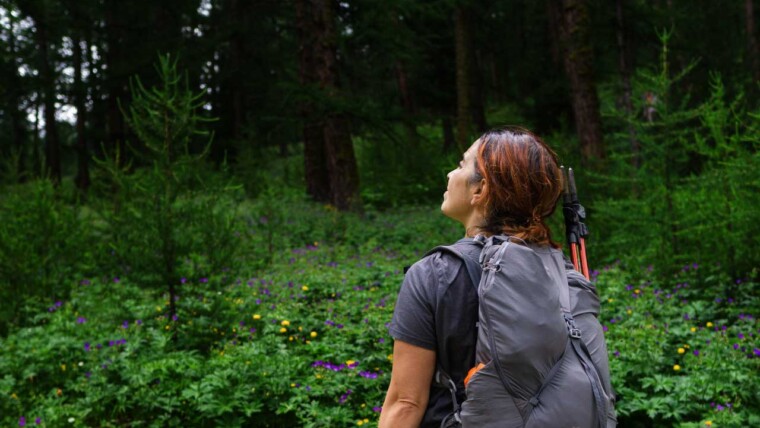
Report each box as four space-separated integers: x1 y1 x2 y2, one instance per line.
464 362 485 387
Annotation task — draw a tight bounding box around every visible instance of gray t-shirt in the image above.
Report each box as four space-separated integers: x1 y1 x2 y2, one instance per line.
389 239 480 427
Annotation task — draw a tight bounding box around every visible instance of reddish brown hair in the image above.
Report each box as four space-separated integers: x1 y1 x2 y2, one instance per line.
472 127 563 248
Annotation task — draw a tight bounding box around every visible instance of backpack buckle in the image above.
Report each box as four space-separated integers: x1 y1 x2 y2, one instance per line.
569 328 582 339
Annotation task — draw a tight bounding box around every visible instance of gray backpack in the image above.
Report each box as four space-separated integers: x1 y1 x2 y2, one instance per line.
431 235 616 428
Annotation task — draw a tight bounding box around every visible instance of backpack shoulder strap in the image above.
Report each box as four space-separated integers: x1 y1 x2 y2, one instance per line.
424 238 484 290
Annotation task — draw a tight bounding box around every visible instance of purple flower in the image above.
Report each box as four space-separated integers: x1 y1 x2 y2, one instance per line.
113 277 120 283
339 388 353 404
19 416 26 426
35 418 41 425
136 319 143 326
373 406 382 413
738 333 745 340
200 278 208 283
55 301 63 307
613 350 620 357
378 338 385 344
359 371 379 379
733 344 739 350
121 321 129 329
693 350 700 356
172 314 178 321
77 317 87 324
753 348 760 357
80 279 91 285
84 342 91 352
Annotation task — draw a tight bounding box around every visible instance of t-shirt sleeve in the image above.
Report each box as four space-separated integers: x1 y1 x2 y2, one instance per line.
389 256 438 351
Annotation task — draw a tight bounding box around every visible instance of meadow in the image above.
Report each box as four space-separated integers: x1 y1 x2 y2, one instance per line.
1 184 758 427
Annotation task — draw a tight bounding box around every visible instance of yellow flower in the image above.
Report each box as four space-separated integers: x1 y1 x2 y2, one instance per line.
673 364 681 371
346 360 356 366
302 285 309 291
289 336 294 341
291 383 296 387
305 340 311 344
691 327 697 332
705 421 712 427
281 320 291 327
61 364 66 372
607 298 614 303
279 327 287 333
165 325 170 330
253 314 261 320
387 354 393 362
364 419 369 423
684 344 690 349
357 421 364 426
678 348 685 354
626 310 632 315
634 289 640 294
298 326 303 332
11 393 17 399
706 322 713 328
310 331 318 338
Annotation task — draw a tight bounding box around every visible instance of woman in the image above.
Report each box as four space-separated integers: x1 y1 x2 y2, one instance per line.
379 127 615 427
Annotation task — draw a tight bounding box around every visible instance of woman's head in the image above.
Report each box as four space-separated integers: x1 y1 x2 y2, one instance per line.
442 126 563 247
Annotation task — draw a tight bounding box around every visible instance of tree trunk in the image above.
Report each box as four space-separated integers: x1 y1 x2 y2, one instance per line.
7 13 27 181
74 36 90 191
104 2 126 164
296 0 360 211
557 0 606 163
471 50 487 133
442 116 456 153
747 0 760 83
35 17 62 184
616 0 639 168
455 5 474 151
296 0 330 203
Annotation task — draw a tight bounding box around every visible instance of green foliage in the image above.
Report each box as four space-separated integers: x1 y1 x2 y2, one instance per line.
599 263 760 427
92 54 242 303
593 31 760 278
354 124 457 209
0 179 93 334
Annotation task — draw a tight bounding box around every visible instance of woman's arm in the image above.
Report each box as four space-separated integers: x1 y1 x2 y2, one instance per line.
378 340 436 428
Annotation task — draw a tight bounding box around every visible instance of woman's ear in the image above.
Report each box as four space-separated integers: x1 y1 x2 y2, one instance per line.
470 179 486 206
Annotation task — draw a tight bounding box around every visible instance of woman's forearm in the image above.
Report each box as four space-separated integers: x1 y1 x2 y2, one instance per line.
378 397 427 428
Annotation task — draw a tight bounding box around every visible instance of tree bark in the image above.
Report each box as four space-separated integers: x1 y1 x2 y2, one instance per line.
35 15 62 184
616 0 639 168
747 0 760 83
104 2 126 165
74 36 90 191
455 5 474 151
296 0 360 211
296 0 330 203
556 0 606 163
6 12 27 181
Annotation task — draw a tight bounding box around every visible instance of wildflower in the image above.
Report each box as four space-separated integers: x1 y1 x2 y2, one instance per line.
705 421 712 427
253 314 261 320
693 350 700 356
84 342 91 352
61 364 66 372
690 327 697 333
673 364 681 371
68 417 75 423
77 317 87 324
678 348 685 354
122 321 129 329
19 416 26 426
310 331 318 338
279 327 287 333
706 322 714 328
302 285 309 291
281 320 291 327
373 406 382 413
35 418 41 425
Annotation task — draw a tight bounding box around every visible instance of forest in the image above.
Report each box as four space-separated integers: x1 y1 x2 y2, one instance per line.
1 0 759 426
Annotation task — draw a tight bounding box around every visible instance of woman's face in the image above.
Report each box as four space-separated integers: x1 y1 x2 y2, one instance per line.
441 140 480 224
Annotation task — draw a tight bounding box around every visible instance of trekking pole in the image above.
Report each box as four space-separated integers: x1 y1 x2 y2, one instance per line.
561 166 590 280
